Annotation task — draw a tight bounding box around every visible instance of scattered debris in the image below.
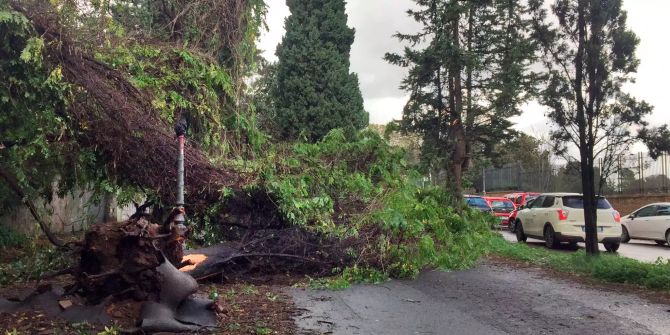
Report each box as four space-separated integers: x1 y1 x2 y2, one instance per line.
58 300 72 310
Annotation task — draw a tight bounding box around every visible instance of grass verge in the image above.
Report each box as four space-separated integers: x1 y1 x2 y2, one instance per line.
489 235 670 290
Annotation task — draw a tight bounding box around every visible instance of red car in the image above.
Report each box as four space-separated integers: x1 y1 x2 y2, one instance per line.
505 192 540 232
484 197 516 227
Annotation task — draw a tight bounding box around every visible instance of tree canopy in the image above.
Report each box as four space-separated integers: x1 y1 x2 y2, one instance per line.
385 0 538 201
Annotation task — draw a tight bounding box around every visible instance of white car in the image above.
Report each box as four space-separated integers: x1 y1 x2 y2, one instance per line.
514 193 622 252
621 203 670 246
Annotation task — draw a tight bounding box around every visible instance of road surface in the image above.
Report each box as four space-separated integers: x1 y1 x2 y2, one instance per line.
290 261 670 335
499 230 670 263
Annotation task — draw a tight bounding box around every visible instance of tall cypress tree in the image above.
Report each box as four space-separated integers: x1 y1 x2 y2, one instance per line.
273 0 368 142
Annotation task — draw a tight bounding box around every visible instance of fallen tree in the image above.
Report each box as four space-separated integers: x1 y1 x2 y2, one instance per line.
8 1 247 211
1 3 495 331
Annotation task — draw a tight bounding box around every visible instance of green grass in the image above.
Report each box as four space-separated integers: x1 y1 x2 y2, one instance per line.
489 235 670 290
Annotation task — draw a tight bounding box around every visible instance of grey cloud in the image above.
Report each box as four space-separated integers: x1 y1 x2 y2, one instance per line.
346 0 420 100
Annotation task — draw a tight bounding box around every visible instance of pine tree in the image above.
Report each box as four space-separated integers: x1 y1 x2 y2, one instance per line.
272 0 368 142
386 0 538 202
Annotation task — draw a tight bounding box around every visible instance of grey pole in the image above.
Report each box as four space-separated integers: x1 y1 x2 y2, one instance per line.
177 135 185 207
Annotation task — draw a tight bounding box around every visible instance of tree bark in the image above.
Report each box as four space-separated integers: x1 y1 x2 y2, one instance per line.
446 0 466 204
575 0 599 256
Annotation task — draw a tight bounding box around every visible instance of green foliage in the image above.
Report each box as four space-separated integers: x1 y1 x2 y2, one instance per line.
310 266 388 290
254 326 272 335
639 125 670 160
0 0 268 221
0 226 26 248
0 6 107 211
374 188 495 278
0 243 72 285
385 0 537 187
260 129 494 280
490 236 670 290
94 43 268 155
96 326 120 335
271 0 368 142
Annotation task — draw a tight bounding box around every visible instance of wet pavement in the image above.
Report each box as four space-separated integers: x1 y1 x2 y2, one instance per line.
290 261 670 335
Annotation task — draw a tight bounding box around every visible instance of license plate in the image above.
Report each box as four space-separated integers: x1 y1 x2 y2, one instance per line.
581 226 603 233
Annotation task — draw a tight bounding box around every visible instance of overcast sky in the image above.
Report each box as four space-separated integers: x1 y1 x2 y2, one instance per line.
258 0 670 143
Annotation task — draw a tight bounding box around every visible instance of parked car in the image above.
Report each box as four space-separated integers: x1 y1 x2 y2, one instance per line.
464 195 493 213
621 202 670 246
505 192 540 207
506 193 540 233
514 193 622 252
484 197 516 228
509 197 538 233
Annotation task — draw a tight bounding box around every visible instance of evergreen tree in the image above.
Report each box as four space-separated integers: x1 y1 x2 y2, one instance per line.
273 0 368 142
386 0 538 202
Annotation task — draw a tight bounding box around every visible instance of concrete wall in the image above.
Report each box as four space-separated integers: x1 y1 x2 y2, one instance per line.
0 189 136 235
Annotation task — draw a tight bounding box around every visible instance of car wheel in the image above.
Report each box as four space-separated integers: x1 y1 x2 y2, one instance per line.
655 240 666 246
544 225 560 249
621 226 630 243
509 220 516 233
666 230 670 246
544 225 559 249
604 242 620 252
516 221 527 242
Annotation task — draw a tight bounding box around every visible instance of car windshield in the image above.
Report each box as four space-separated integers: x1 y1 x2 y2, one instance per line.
491 200 514 209
525 196 537 203
562 196 612 209
466 197 490 208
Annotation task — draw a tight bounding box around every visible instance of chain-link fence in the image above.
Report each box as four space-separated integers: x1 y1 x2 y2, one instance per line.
476 153 670 195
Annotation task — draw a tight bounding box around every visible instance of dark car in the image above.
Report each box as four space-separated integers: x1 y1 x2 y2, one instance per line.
464 195 493 212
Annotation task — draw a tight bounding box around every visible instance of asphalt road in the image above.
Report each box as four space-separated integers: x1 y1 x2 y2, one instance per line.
290 261 670 335
499 230 670 263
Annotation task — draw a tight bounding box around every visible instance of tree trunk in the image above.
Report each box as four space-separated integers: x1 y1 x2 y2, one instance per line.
575 0 599 256
448 125 467 201
446 0 466 205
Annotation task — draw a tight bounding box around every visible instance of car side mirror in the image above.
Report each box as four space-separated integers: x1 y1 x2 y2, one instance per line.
628 214 635 220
